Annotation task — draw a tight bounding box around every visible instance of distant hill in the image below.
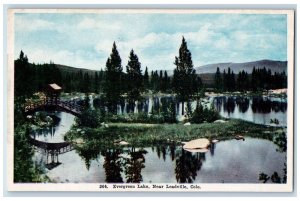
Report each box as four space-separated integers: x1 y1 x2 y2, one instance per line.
195 60 287 74
54 60 287 86
55 64 99 76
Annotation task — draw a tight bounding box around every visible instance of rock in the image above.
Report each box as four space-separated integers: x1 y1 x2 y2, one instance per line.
184 148 209 153
119 141 129 145
184 122 191 126
214 119 226 123
235 135 245 141
183 138 210 149
114 140 121 144
26 115 32 119
212 139 219 143
74 138 84 144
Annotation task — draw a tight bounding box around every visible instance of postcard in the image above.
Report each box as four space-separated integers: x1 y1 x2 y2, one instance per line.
6 8 294 192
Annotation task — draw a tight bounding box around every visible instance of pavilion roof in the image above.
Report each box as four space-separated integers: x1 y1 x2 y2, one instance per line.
48 83 62 91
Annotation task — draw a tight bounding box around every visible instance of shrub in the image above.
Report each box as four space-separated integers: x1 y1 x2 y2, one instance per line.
77 109 103 128
191 101 219 123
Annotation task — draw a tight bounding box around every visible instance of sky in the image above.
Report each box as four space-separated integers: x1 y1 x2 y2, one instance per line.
14 12 287 71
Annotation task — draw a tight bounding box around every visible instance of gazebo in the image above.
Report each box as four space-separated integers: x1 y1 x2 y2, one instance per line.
44 83 62 105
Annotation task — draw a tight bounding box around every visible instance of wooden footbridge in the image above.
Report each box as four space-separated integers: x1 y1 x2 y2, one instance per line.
29 136 74 167
24 99 84 117
25 84 84 169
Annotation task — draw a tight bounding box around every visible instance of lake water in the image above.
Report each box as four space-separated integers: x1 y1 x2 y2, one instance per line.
33 135 286 183
213 96 287 126
31 94 287 183
91 95 287 126
31 111 75 143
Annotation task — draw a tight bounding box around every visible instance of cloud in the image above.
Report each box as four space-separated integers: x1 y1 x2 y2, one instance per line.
14 13 287 71
15 17 55 32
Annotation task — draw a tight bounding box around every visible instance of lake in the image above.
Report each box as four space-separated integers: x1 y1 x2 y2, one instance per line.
33 134 286 183
31 94 287 183
91 95 287 126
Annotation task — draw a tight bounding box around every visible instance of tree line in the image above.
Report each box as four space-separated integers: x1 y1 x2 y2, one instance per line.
214 66 287 92
15 37 202 115
15 36 287 115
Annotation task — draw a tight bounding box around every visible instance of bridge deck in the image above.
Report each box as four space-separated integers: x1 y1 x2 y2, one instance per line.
24 99 84 116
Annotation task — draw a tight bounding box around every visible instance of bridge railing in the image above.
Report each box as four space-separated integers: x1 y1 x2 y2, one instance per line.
24 98 84 114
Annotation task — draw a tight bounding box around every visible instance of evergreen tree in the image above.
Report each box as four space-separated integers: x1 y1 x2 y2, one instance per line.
15 50 33 97
173 37 197 115
83 72 90 93
126 50 144 111
214 67 222 91
231 71 235 91
162 70 169 93
222 69 227 91
104 42 123 114
143 66 149 91
94 72 99 93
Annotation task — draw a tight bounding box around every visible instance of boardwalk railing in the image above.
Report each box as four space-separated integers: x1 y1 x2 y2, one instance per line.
29 137 74 165
24 99 84 116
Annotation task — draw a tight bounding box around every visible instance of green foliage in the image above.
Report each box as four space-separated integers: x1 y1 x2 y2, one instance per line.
214 67 222 91
126 49 144 106
76 109 103 128
66 119 277 149
14 122 48 182
143 66 149 90
104 42 124 114
173 37 197 114
190 101 219 123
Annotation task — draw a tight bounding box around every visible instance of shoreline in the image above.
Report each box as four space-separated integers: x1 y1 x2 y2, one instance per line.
65 119 286 150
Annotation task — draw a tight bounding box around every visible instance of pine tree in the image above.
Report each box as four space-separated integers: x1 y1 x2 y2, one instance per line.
104 42 123 114
94 72 99 93
214 67 222 92
83 72 90 93
14 50 33 97
173 37 197 115
126 50 143 111
144 66 149 91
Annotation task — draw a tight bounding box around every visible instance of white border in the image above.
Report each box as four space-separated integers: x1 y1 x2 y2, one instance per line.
6 8 295 192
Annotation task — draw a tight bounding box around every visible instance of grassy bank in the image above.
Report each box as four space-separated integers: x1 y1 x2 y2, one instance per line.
65 119 286 150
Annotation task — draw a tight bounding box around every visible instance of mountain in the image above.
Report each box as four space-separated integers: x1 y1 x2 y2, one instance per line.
195 60 287 74
55 64 99 76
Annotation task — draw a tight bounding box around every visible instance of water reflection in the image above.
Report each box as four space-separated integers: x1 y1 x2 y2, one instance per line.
39 138 286 183
124 148 147 183
213 96 287 126
92 95 287 126
175 148 206 183
101 149 124 183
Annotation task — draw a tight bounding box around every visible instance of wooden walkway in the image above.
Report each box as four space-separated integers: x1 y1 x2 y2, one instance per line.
29 137 74 165
24 99 84 117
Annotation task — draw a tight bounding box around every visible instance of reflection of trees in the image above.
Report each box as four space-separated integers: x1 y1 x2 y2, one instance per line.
76 147 99 170
210 143 216 156
155 144 176 161
251 97 287 114
223 97 235 114
252 97 272 113
213 97 224 112
124 147 147 183
175 148 205 183
101 149 124 183
235 97 250 113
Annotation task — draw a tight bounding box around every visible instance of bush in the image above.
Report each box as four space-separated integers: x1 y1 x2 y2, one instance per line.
191 101 219 123
76 109 103 128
